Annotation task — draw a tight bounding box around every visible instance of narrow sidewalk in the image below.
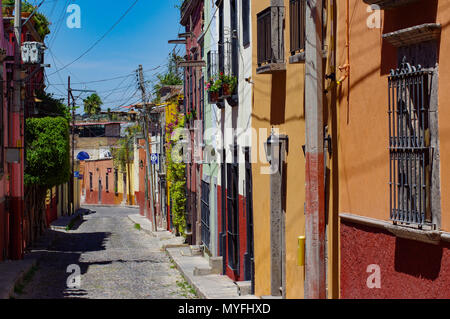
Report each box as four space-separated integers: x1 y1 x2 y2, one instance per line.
0 208 91 299
128 213 258 299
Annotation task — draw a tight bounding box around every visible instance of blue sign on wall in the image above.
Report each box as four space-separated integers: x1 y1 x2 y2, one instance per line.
151 154 159 165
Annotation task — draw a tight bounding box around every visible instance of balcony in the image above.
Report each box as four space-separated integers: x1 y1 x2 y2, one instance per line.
256 5 286 74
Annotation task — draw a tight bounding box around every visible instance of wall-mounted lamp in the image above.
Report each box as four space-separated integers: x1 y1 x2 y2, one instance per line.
264 132 289 165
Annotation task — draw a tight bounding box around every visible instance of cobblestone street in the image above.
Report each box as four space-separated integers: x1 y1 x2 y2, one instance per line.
16 207 196 299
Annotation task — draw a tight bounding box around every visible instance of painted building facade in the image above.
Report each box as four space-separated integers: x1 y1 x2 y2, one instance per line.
213 0 255 284
180 0 204 246
338 0 450 299
251 0 340 299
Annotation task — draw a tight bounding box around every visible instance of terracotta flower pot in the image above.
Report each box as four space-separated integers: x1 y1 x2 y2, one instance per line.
222 83 231 97
22 12 32 18
209 91 219 103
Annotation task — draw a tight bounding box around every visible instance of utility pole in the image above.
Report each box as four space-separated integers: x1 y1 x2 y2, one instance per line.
138 65 157 232
304 0 326 299
10 0 24 260
68 84 95 216
69 76 74 216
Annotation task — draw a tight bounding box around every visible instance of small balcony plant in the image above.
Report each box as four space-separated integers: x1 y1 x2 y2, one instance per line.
2 0 14 16
219 73 237 97
206 75 221 103
22 1 35 17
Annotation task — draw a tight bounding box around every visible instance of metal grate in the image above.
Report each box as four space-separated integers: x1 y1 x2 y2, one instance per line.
227 162 239 274
388 59 432 227
201 181 211 250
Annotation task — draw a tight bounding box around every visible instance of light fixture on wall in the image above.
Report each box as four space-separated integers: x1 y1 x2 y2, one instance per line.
264 132 289 165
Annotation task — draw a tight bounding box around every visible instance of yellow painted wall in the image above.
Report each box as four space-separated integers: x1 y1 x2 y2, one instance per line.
252 0 339 299
116 163 136 205
252 0 306 299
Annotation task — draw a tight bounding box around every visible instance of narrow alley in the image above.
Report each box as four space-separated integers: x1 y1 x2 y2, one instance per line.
15 206 196 299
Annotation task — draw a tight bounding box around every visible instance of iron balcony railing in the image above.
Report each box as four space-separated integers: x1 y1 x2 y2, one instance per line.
388 59 433 227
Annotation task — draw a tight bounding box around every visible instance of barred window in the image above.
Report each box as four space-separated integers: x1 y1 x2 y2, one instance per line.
201 181 211 250
389 59 433 227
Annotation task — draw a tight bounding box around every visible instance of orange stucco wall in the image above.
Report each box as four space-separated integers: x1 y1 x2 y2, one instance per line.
336 0 450 232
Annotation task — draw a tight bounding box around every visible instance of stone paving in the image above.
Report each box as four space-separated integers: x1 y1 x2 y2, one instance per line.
16 206 197 299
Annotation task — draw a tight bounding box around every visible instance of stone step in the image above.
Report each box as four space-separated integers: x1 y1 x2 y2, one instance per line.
236 281 252 296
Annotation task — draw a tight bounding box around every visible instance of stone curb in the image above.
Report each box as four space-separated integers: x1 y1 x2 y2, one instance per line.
166 247 259 300
82 204 140 209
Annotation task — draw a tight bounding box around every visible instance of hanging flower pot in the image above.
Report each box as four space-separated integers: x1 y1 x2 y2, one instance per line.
209 91 219 103
222 83 232 97
21 11 32 18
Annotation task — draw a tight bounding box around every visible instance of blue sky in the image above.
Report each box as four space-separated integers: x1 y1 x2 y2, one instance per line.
33 0 183 113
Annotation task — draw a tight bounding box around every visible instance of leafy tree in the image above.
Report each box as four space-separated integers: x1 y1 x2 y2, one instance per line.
152 53 183 103
25 117 71 187
83 93 103 116
35 91 70 119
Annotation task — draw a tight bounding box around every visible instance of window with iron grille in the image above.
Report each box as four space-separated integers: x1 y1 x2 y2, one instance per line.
256 3 285 72
227 160 239 274
242 0 250 47
289 0 327 59
289 0 306 55
89 173 93 191
106 173 109 193
201 181 211 250
388 59 433 227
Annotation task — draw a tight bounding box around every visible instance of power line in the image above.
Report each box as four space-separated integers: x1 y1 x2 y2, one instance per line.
48 0 140 76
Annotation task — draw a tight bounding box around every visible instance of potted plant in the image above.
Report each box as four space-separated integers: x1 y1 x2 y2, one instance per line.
21 1 34 17
219 73 237 97
33 12 50 39
2 0 14 16
206 75 221 103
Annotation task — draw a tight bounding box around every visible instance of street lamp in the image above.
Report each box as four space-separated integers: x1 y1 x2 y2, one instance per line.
264 132 289 167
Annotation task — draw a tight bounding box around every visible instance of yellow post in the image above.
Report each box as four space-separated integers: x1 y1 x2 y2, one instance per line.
298 236 306 267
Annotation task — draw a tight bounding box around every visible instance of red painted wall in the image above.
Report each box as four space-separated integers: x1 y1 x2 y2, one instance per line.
341 221 450 299
83 159 118 206
218 185 249 282
0 201 8 262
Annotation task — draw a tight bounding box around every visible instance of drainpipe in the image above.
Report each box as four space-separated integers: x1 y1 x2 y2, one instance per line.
304 0 326 299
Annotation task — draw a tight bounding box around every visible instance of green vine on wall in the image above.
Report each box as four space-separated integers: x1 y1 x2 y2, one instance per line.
166 109 187 237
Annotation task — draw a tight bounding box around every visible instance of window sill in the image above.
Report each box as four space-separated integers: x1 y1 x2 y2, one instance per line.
289 49 328 64
383 23 441 47
362 0 421 9
289 52 305 64
256 63 286 75
340 213 445 246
